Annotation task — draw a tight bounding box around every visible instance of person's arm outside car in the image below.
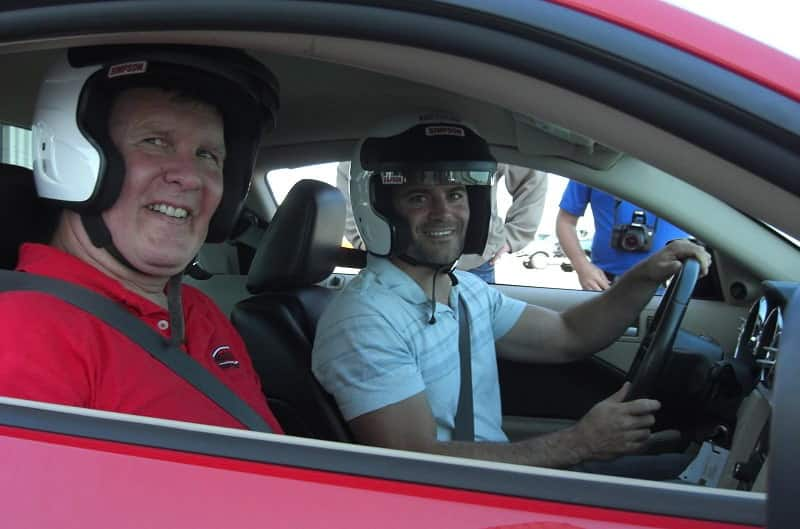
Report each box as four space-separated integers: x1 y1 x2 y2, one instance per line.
556 208 610 291
490 164 548 264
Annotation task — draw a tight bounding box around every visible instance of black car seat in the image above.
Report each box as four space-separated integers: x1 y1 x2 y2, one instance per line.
231 179 353 441
0 163 58 269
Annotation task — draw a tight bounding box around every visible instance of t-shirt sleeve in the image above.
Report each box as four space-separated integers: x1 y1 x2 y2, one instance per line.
0 294 92 407
312 307 426 421
559 180 591 217
488 286 526 340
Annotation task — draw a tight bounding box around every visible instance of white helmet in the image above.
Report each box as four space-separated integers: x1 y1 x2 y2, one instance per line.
32 44 279 245
350 112 496 263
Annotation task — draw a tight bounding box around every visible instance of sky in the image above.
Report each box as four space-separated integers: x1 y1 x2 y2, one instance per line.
662 0 800 59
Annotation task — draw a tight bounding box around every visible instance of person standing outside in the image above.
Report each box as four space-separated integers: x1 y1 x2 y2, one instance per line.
557 180 690 291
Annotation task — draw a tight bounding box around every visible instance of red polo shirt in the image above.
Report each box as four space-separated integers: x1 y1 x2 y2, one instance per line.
0 243 282 433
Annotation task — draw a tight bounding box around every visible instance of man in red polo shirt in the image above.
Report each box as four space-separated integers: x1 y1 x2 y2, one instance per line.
0 45 283 433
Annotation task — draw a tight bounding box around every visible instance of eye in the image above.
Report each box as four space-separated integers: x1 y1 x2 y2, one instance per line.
448 189 466 201
406 193 427 206
197 148 224 169
143 137 168 147
197 149 218 163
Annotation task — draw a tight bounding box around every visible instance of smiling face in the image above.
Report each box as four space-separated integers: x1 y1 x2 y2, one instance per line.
102 87 226 277
390 183 470 266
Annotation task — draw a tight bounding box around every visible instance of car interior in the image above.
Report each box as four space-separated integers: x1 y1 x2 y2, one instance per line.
0 30 798 503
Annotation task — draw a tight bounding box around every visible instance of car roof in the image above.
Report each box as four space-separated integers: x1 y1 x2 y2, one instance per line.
547 0 800 103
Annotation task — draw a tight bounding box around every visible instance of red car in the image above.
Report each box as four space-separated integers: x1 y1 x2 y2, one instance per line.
1 1 798 527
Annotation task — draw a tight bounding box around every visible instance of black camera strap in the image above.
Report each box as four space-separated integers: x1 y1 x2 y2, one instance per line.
0 270 274 433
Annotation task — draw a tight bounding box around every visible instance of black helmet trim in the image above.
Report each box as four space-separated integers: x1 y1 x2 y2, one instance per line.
361 122 495 173
68 45 279 242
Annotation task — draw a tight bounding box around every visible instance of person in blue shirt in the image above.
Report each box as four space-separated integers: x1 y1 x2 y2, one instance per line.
557 181 690 291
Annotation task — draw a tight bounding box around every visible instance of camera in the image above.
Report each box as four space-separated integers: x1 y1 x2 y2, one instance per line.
611 210 654 252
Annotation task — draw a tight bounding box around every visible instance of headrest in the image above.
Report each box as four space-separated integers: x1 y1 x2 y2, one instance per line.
0 163 58 269
246 179 346 293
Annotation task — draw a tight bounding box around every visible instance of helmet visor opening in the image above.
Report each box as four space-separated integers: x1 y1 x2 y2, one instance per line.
377 168 495 187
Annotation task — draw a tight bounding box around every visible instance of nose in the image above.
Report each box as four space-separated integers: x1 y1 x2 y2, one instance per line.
428 191 452 217
162 152 203 191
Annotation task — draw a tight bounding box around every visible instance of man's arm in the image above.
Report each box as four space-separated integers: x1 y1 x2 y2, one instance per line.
349 383 659 467
491 165 548 263
556 208 610 291
497 239 711 364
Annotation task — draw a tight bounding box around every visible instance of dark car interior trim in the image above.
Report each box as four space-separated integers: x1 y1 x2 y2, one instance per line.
768 288 800 526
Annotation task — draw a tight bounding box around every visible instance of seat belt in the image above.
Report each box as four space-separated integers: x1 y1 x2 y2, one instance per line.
0 270 273 433
453 294 474 441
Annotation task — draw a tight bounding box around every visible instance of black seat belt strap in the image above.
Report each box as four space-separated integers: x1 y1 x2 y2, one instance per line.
453 294 474 441
0 270 273 433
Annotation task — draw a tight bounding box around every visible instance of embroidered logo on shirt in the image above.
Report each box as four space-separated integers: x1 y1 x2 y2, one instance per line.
211 345 240 368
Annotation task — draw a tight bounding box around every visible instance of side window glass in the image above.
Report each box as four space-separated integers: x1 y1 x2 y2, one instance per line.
0 124 33 169
501 172 691 292
493 172 587 290
266 163 360 275
265 163 688 290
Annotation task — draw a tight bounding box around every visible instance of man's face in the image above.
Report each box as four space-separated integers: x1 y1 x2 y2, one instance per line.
391 183 470 265
103 87 226 277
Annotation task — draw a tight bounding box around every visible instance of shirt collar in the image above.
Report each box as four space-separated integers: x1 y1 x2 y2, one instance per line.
366 254 461 309
16 243 168 317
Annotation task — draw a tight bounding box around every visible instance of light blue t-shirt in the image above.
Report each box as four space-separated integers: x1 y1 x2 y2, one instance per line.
312 256 526 442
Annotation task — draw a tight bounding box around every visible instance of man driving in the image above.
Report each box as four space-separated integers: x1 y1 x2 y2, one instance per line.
312 113 711 469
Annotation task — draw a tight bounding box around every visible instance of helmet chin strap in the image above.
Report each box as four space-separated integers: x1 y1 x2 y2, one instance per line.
81 212 186 346
395 253 460 325
82 213 139 272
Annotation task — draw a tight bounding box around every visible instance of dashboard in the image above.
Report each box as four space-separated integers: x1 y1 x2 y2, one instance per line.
734 282 795 390
712 281 797 490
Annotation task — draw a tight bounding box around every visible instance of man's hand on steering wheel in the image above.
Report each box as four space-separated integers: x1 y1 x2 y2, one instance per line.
570 382 661 461
635 239 712 284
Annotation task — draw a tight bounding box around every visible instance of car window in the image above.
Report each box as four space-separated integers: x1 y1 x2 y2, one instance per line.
494 172 587 290
266 162 361 275
0 124 32 169
266 163 593 288
265 164 704 294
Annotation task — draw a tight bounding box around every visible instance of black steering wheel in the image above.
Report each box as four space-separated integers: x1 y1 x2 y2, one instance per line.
625 258 701 401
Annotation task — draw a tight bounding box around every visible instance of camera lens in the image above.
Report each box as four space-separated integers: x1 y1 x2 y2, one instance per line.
622 232 643 251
